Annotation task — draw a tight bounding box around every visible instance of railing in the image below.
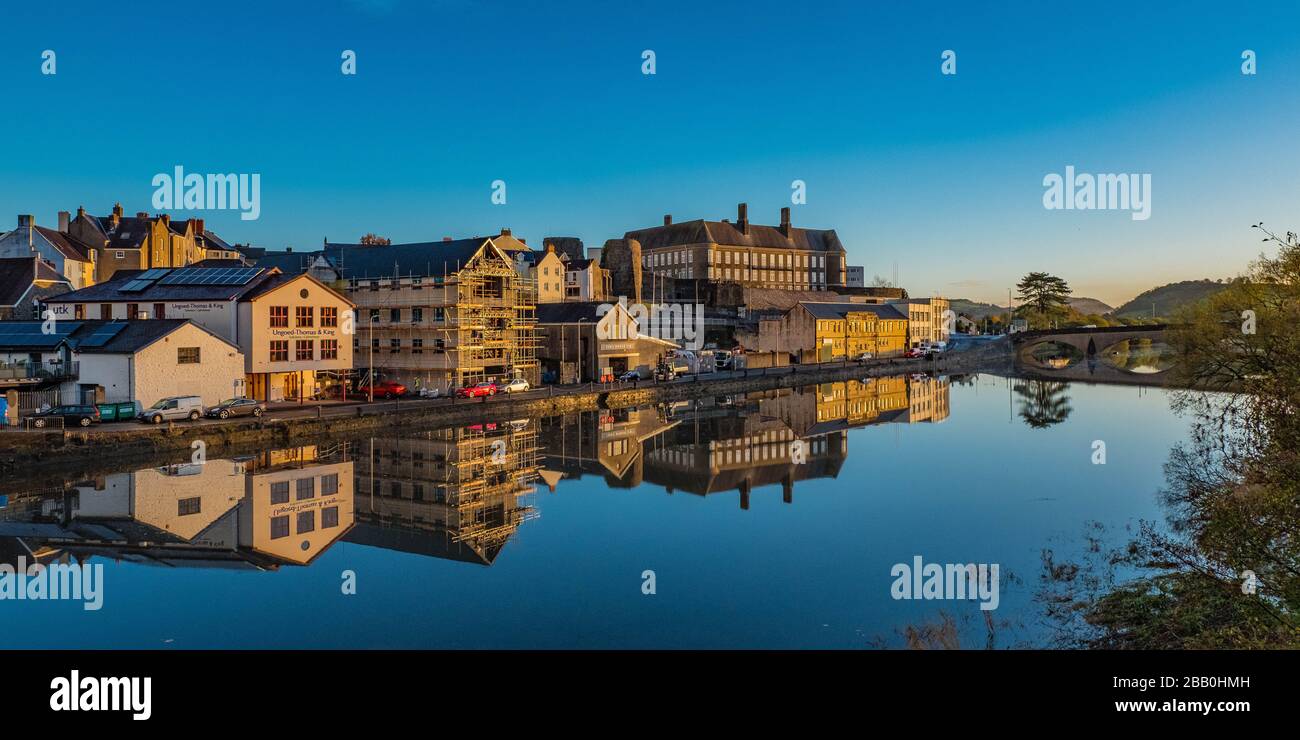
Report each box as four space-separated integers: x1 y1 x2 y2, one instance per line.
0 361 79 382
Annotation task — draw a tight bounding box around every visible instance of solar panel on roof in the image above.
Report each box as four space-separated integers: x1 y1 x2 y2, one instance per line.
74 323 128 349
0 321 81 348
156 267 261 286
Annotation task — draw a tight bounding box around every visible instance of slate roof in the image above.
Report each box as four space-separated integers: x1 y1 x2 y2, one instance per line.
535 302 608 324
798 302 908 320
322 237 495 279
33 226 95 262
626 219 846 254
43 268 275 303
0 257 71 306
0 319 236 354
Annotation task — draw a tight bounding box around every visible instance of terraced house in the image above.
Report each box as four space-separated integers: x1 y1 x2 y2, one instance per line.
0 214 98 288
66 203 213 281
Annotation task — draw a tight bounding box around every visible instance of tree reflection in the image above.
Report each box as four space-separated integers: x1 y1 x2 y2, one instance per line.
1014 380 1072 428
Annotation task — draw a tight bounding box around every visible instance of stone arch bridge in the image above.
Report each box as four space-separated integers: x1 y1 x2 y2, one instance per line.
1010 325 1175 384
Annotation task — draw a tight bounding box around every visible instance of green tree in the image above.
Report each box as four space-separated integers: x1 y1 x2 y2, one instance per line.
1015 272 1072 328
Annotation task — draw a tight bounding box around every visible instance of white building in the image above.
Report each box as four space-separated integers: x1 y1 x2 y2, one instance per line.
846 266 865 288
0 319 245 408
42 266 355 402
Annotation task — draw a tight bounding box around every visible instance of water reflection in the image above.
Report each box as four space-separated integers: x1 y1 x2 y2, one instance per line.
1 374 954 571
0 446 354 570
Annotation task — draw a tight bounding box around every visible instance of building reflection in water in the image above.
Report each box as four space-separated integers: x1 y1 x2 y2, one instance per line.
538 374 950 509
345 421 541 566
0 445 355 570
0 375 949 571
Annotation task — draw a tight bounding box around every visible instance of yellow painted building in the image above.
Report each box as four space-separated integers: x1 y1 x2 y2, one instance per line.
788 302 910 362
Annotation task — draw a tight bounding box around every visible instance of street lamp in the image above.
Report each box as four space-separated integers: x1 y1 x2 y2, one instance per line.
368 312 375 403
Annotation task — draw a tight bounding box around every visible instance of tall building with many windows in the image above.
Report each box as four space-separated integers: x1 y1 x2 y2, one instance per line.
624 203 848 291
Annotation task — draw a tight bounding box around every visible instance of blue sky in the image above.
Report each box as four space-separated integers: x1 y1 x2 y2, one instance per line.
1 0 1297 306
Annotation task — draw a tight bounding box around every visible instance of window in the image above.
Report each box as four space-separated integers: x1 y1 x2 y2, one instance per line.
177 347 200 364
100 304 112 320
271 515 290 539
411 338 423 354
178 497 201 516
321 339 338 360
296 510 315 534
321 473 339 495
270 306 289 328
321 306 338 327
390 308 400 323
270 340 288 362
296 306 313 327
127 303 139 318
153 303 165 319
369 308 380 322
115 250 124 259
271 481 289 504
296 340 314 361
411 307 423 323
296 477 315 500
74 304 85 319
371 337 379 350
322 506 339 529
389 338 400 353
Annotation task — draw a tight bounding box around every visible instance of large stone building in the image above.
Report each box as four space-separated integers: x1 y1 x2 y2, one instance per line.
624 203 848 292
887 297 951 347
743 301 909 364
535 301 678 383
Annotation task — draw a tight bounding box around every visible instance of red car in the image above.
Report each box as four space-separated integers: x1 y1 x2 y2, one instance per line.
358 380 408 399
456 382 498 398
904 348 926 359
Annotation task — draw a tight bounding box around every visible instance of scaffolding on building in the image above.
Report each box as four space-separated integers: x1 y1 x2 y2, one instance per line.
443 253 540 389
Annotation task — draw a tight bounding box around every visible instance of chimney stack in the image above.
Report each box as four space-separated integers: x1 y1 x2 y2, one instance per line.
663 214 672 226
136 211 148 219
442 236 453 242
112 203 123 218
500 227 511 237
780 207 791 235
58 211 70 233
737 203 749 234
193 218 204 236
17 214 33 229
160 214 170 227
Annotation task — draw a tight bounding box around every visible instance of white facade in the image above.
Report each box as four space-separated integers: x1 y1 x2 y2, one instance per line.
72 322 246 407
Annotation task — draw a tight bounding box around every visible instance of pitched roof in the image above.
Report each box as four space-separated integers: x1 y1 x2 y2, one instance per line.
0 257 72 306
798 301 908 320
33 226 95 262
44 267 277 303
626 219 845 253
322 237 497 279
0 319 235 354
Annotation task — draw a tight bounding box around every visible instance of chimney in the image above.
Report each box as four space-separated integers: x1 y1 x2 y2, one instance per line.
193 218 204 236
112 203 123 218
546 243 555 254
737 203 749 234
17 214 33 229
780 207 791 235
442 236 453 242
663 214 672 226
136 211 148 219
500 227 511 237
77 206 86 220
160 214 170 227
58 211 70 232
286 247 293 253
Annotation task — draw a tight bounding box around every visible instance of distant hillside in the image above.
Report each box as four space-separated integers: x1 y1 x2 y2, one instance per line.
1068 297 1114 316
950 298 1006 319
1114 280 1229 319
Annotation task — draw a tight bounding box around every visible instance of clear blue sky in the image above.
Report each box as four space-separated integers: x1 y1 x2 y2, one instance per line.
2 0 1297 306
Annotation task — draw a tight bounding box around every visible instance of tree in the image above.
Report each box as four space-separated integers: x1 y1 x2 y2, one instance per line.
359 233 391 246
1016 271 1071 315
870 274 895 288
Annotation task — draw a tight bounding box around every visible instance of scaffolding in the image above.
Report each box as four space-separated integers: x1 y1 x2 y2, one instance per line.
346 244 541 392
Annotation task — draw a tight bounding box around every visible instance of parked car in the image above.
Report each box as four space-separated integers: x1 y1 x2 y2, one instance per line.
205 398 266 419
619 370 642 382
456 382 498 398
138 395 204 424
417 386 443 398
501 378 530 394
358 380 408 399
904 348 926 359
30 404 101 428
853 352 874 362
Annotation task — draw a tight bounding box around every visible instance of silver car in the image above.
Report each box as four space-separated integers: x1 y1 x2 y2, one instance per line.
139 395 205 424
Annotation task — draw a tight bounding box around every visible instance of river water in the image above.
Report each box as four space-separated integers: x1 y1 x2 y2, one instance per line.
0 373 1191 649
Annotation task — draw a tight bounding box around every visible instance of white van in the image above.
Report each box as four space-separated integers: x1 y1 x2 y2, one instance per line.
138 395 205 424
